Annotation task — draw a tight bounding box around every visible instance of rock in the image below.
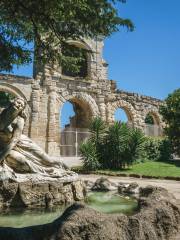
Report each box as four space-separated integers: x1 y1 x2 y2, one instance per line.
0 186 179 240
91 177 117 191
118 182 139 195
84 180 94 191
118 182 128 194
0 179 86 209
124 182 139 194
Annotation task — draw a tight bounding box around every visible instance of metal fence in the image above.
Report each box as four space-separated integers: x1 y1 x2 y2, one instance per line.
60 128 91 157
60 124 163 156
144 124 163 137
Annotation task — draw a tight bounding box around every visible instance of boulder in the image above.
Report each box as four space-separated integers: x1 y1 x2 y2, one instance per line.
84 180 94 191
118 182 139 195
118 182 129 194
91 177 117 191
124 182 139 194
0 186 179 240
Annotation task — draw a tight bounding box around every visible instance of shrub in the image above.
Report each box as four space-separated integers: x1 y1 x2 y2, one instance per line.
144 137 172 162
158 138 173 161
81 118 173 171
102 123 146 169
89 117 107 149
80 140 101 171
144 137 161 161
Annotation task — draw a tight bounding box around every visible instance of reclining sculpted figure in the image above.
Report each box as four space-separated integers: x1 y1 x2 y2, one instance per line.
0 97 77 182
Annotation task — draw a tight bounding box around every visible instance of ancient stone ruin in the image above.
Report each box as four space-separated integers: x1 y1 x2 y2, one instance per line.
0 38 164 157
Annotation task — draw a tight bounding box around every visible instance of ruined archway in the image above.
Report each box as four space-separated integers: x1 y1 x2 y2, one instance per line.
144 110 162 136
62 40 92 78
56 92 99 156
145 111 161 126
61 98 93 129
58 92 99 128
0 83 28 101
107 100 136 127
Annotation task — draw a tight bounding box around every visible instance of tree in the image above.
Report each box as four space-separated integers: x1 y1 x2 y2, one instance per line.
0 92 14 107
160 89 180 156
0 0 134 72
145 113 154 125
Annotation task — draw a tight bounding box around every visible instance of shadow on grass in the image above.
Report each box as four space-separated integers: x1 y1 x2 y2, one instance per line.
166 159 180 167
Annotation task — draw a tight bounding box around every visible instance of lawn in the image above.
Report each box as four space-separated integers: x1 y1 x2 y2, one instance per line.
95 161 180 178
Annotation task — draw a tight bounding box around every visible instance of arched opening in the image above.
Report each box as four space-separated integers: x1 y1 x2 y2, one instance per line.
114 107 133 127
59 98 93 156
60 98 93 129
61 44 88 78
144 112 162 136
61 101 75 129
145 113 154 125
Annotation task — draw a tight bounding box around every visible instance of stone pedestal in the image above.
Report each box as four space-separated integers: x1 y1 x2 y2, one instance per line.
0 179 86 209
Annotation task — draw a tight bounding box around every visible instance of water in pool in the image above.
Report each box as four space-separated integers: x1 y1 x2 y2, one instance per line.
0 192 137 228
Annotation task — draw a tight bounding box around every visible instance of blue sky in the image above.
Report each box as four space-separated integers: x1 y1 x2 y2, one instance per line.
5 0 180 126
104 0 180 99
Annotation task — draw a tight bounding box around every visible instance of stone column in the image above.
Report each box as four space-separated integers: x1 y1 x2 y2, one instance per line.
47 85 58 156
97 95 106 121
30 84 41 139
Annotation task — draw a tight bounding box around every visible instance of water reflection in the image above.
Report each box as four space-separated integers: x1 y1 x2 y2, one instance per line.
87 191 137 215
0 192 137 228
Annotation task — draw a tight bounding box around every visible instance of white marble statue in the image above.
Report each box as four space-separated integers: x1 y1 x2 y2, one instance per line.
0 97 77 182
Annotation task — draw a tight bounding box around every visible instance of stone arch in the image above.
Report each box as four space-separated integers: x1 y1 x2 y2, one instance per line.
62 40 92 78
57 92 99 129
143 108 163 136
0 83 28 101
107 100 136 126
143 108 162 126
53 92 99 156
66 40 92 51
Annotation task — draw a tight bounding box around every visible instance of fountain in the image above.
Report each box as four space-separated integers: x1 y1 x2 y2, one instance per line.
0 97 85 209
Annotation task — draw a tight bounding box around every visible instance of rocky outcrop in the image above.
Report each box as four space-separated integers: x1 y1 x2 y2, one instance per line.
0 186 179 240
0 179 86 209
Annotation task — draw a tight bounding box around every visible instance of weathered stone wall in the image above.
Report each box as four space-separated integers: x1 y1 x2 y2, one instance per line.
0 38 164 157
106 88 163 129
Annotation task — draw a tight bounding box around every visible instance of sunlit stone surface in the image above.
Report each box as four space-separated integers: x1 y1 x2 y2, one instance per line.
0 98 85 208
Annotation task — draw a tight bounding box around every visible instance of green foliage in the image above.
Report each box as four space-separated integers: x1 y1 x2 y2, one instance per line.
159 138 173 162
144 137 172 162
0 91 14 107
80 140 101 171
160 88 180 155
80 117 107 171
145 113 154 125
61 45 88 77
102 123 146 169
80 119 146 170
89 117 107 147
0 0 134 72
144 137 161 161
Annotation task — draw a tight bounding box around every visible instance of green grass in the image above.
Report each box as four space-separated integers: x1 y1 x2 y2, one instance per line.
96 161 180 178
